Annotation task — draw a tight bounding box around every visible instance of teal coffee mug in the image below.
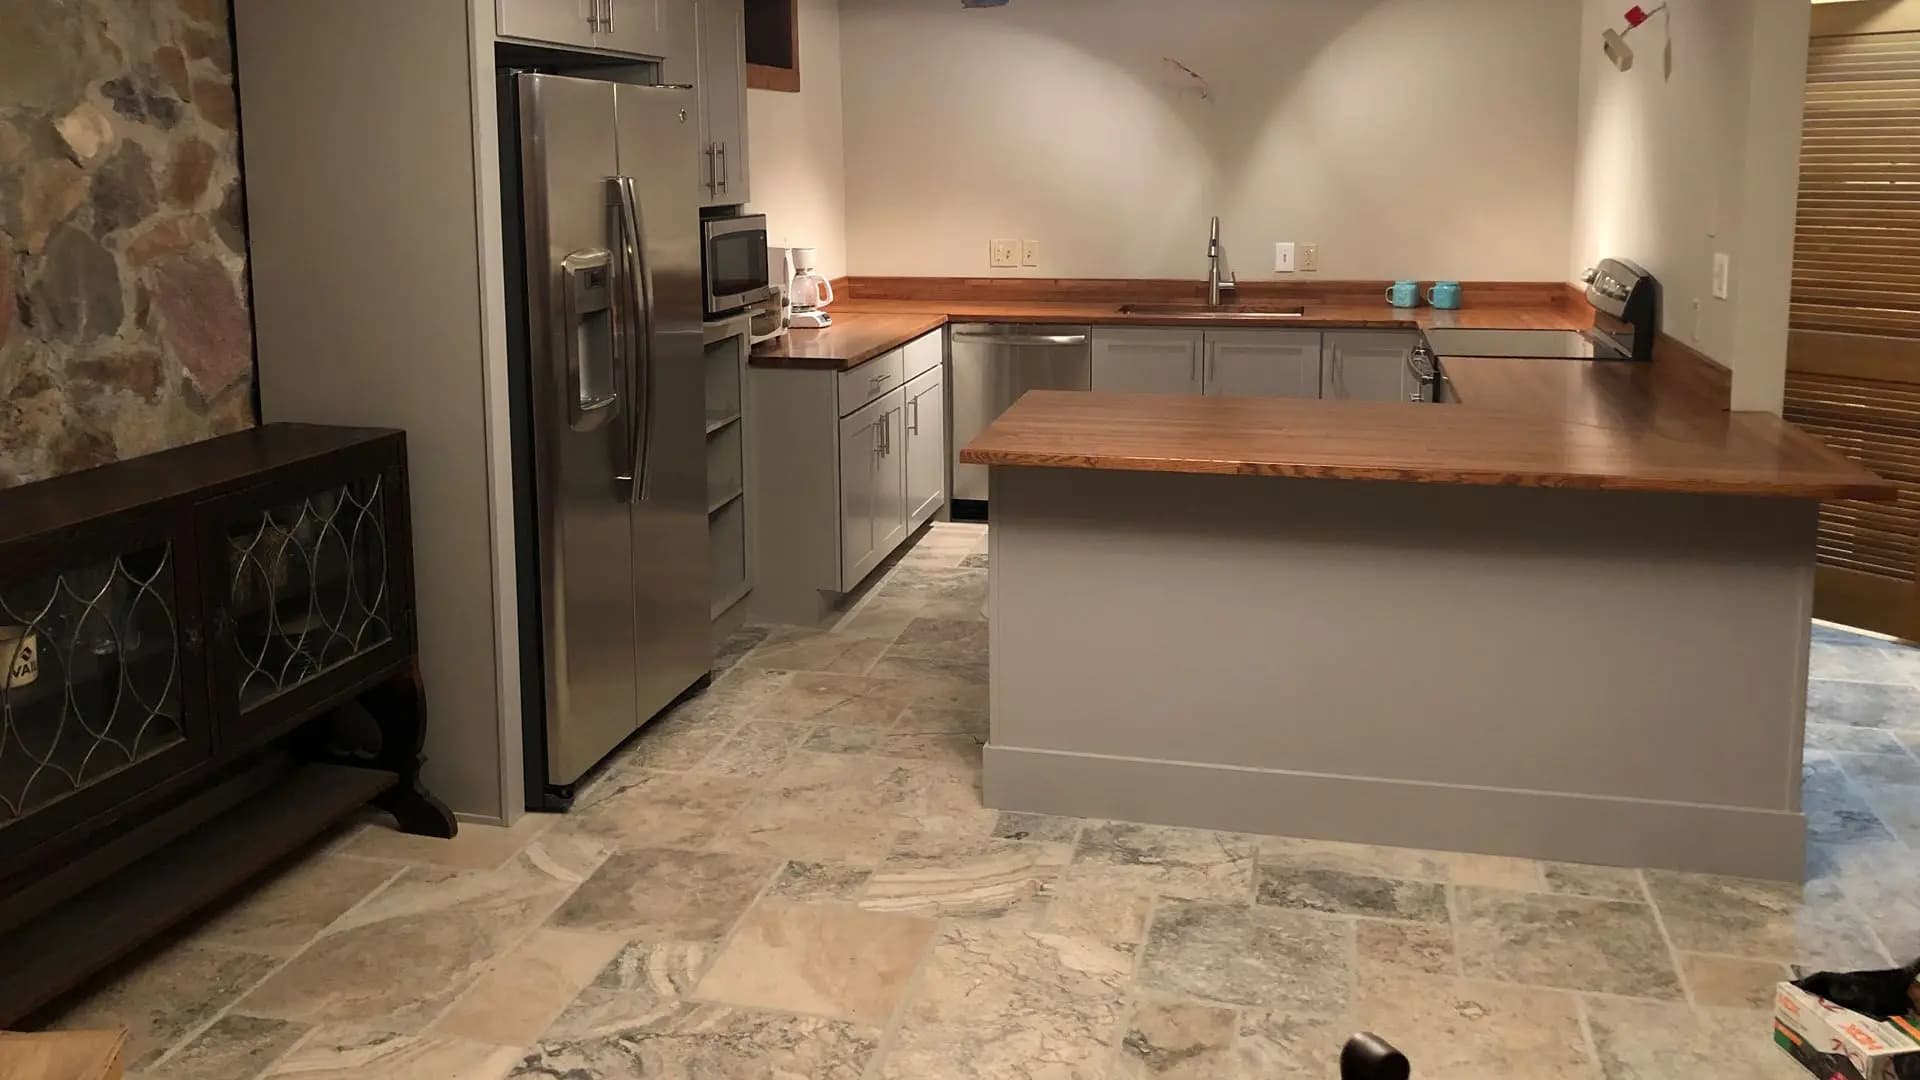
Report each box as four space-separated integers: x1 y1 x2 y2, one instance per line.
1426 281 1462 309
1385 280 1420 307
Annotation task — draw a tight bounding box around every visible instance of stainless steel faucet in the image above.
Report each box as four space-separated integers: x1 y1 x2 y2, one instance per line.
1207 216 1236 307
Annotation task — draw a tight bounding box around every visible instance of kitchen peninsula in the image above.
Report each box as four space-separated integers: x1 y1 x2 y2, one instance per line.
961 375 1891 882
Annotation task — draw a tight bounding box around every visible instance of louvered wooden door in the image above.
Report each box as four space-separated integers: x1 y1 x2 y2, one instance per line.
1787 0 1920 639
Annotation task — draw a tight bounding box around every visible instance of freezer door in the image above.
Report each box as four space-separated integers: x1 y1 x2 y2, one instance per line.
613 84 711 724
517 73 641 787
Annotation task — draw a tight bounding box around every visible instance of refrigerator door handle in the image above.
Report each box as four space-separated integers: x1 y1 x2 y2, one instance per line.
612 174 656 504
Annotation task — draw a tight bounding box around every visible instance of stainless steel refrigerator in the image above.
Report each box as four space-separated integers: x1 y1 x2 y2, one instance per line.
502 72 710 809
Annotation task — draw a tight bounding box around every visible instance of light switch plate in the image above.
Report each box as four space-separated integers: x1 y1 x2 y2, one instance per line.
990 239 1020 268
1274 242 1296 273
1711 253 1731 300
1021 240 1039 267
1299 243 1319 272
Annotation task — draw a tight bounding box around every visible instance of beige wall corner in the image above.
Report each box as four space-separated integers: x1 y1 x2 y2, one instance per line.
747 0 850 279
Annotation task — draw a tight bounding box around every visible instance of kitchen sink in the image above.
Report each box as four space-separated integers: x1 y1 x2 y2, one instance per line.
1117 303 1307 317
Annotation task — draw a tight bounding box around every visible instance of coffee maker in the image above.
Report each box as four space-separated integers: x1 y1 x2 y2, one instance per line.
788 246 834 329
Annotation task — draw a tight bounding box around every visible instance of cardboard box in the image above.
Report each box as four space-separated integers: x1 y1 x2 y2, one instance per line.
1774 981 1920 1080
0 1029 126 1080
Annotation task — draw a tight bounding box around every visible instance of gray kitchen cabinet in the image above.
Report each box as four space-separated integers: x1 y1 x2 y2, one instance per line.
1321 331 1421 403
498 0 598 49
904 366 946 531
497 0 683 59
1203 330 1321 399
838 388 907 589
1091 328 1203 395
695 0 750 206
748 329 942 623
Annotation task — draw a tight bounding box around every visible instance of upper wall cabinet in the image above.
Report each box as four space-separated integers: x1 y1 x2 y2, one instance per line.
744 0 799 91
498 0 684 60
697 0 751 206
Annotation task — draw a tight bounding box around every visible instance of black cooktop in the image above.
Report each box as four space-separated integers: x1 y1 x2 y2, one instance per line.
1422 328 1631 362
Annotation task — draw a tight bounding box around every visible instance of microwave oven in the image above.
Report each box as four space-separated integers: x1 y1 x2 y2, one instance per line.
702 214 773 317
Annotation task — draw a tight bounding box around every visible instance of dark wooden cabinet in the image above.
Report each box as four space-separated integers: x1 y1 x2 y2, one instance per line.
0 424 454 1023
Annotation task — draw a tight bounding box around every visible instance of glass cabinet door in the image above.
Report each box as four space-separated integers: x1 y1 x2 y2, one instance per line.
0 533 208 858
216 471 399 725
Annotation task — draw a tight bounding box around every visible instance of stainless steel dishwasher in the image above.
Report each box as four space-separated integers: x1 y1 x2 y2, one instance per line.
948 323 1091 518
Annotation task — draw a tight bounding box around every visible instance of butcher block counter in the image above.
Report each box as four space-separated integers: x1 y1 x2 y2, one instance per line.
959 386 1892 500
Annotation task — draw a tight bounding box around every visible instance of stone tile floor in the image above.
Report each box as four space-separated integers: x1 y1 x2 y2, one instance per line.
37 522 1920 1078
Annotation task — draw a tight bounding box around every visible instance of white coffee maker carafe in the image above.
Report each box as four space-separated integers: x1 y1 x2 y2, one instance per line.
788 246 834 329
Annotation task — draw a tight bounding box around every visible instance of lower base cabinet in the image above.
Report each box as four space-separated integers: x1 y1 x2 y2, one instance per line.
1089 327 1420 403
839 387 908 587
748 330 945 624
905 367 946 531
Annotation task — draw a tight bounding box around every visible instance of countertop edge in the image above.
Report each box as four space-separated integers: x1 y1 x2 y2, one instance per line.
955 447 1894 501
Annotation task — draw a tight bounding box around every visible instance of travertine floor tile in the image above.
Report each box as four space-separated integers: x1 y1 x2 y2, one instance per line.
1583 997 1802 1080
1256 864 1448 923
1353 970 1599 1080
342 812 552 870
50 943 281 1068
1073 821 1257 903
140 1014 307 1080
239 854 579 1031
430 928 624 1047
712 752 911 863
1807 678 1920 730
518 1003 878 1079
1642 870 1887 968
545 847 776 939
769 860 872 903
1453 886 1682 999
1541 862 1642 902
902 923 1133 1031
193 854 398 953
694 902 934 1024
1356 918 1457 976
261 1025 523 1079
858 835 1067 921
993 811 1081 844
553 768 756 849
1114 999 1238 1079
542 942 712 1041
737 628 891 675
1807 723 1910 754
1137 900 1352 1012
1677 952 1791 1009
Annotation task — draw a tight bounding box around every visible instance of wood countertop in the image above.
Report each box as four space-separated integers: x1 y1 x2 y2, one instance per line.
747 312 947 371
748 301 1588 371
958 389 1894 500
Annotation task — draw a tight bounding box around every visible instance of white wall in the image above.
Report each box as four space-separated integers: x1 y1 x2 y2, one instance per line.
1568 0 1810 412
838 0 1581 281
746 0 849 279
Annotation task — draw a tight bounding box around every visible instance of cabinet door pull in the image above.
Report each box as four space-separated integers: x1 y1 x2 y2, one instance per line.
717 142 729 193
908 397 920 435
704 144 716 194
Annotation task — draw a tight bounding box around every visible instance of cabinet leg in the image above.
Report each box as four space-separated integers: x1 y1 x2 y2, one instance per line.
360 664 457 839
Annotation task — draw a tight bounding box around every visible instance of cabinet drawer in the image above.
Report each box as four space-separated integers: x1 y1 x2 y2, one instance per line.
837 349 906 417
903 331 943 381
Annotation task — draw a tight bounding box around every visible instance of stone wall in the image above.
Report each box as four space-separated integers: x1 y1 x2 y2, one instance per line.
0 0 254 488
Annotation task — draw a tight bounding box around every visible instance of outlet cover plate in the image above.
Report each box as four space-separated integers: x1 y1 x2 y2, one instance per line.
1274 242 1296 273
1021 240 1039 267
990 239 1020 268
1299 243 1319 272
1711 253 1731 300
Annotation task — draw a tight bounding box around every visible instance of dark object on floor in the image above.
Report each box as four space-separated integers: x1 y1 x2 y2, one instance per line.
1341 1032 1410 1080
0 424 456 1025
1795 959 1920 1021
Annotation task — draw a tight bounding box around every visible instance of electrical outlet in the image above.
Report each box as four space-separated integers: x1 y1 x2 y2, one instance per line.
990 239 1020 269
1273 242 1296 273
1021 240 1040 267
1299 243 1319 272
1711 253 1731 300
